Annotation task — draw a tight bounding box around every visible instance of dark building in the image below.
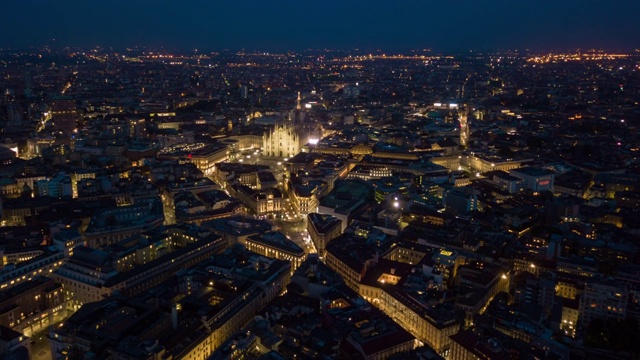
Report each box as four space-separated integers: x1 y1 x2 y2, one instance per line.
49 96 77 133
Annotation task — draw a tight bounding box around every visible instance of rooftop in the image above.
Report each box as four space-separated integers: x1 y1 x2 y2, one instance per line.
307 213 342 234
247 231 304 256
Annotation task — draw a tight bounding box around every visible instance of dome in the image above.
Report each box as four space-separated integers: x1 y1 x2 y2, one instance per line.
350 143 373 156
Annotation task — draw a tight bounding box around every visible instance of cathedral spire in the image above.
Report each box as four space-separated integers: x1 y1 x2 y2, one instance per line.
296 91 301 110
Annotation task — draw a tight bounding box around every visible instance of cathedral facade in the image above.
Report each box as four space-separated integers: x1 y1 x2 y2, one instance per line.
263 120 302 158
262 93 310 158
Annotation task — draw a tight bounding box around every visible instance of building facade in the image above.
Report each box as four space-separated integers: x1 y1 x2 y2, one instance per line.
263 121 303 158
307 213 342 259
0 276 66 337
243 232 306 273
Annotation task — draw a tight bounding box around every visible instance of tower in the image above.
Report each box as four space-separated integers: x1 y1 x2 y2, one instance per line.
7 102 22 126
291 91 305 123
459 106 470 148
50 96 77 133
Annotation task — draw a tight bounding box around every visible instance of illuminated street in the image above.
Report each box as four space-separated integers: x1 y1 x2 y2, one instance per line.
273 217 316 255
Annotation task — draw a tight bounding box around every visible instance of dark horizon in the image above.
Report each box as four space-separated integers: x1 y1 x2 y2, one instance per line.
1 44 638 55
1 0 639 53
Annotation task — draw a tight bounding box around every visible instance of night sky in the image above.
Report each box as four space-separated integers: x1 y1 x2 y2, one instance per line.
1 0 639 52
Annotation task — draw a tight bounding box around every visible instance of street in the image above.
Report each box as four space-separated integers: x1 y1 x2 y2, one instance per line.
31 333 52 360
273 217 317 255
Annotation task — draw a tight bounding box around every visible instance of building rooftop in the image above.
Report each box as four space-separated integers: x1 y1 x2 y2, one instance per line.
319 179 373 212
247 231 304 256
307 213 342 234
510 166 553 177
202 215 275 236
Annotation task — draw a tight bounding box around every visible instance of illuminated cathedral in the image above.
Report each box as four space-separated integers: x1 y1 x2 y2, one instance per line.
262 92 309 158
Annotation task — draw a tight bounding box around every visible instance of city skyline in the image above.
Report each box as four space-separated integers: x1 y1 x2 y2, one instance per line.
1 0 639 52
1 2 639 359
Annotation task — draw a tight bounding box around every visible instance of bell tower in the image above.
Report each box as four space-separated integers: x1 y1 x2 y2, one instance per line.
459 105 470 148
